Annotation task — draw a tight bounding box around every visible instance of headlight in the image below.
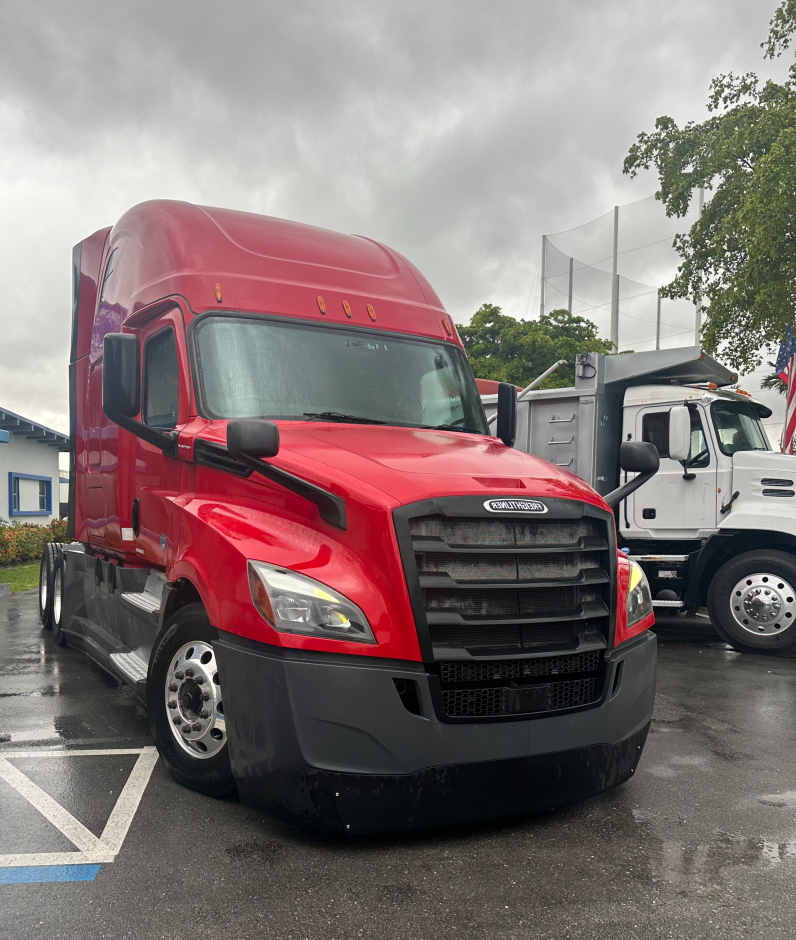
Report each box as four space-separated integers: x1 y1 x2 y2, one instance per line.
248 561 376 644
626 558 653 627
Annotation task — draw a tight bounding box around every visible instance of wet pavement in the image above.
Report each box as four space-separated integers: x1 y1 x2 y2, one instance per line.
2 591 796 940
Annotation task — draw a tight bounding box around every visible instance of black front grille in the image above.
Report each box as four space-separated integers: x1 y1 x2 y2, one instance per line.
395 498 614 722
409 511 611 653
439 650 601 684
441 676 601 718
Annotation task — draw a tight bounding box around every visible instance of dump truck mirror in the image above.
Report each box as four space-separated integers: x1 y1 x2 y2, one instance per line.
227 419 280 459
496 383 517 447
604 442 659 508
668 406 691 461
103 333 140 417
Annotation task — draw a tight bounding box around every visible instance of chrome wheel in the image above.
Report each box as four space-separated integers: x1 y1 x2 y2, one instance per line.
730 573 796 636
165 641 225 759
52 566 62 626
39 559 48 612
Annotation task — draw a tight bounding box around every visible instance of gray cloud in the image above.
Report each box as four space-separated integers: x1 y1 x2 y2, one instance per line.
0 0 784 433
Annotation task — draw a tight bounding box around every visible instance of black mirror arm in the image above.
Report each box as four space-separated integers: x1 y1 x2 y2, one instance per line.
104 407 178 457
234 451 347 530
604 469 657 509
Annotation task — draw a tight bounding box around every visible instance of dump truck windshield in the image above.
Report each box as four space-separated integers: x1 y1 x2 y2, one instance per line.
193 316 488 433
711 400 770 455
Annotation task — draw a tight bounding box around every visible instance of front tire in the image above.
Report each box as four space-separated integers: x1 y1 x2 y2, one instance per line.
708 550 796 655
147 604 236 798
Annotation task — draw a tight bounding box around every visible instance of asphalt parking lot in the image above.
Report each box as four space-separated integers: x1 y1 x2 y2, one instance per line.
2 591 796 940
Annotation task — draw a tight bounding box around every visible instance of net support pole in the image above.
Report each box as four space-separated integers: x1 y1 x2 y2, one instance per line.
540 235 546 318
695 187 704 347
567 256 573 313
655 290 661 351
610 205 619 350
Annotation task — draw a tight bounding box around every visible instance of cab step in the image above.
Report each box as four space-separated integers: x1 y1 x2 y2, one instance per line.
109 651 149 686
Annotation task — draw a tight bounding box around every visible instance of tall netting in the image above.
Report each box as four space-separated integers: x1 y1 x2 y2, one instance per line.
542 194 702 351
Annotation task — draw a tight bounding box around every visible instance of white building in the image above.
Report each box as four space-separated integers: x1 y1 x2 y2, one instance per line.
0 406 69 524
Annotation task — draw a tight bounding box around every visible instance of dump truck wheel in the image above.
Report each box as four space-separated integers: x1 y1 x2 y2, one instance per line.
708 551 796 655
147 604 236 798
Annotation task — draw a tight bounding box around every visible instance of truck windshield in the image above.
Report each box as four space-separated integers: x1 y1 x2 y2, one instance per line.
193 316 488 433
711 400 770 455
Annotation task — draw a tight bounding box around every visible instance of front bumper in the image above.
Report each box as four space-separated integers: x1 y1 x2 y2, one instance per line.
213 630 657 833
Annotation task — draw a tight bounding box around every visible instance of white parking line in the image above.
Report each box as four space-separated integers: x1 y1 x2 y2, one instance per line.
99 748 159 854
0 746 158 869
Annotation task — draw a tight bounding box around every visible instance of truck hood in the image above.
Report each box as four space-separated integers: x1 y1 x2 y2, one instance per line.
718 449 796 532
268 423 607 508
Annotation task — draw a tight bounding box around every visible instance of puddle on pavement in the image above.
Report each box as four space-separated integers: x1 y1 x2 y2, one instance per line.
0 724 62 745
758 791 796 808
630 813 796 891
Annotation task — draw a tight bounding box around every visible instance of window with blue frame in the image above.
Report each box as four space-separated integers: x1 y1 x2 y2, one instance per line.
8 473 52 517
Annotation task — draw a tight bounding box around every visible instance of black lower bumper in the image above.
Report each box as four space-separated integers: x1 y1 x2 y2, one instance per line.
236 722 650 833
214 630 656 833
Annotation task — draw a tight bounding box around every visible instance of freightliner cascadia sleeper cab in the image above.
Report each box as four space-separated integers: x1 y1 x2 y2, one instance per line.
40 200 658 832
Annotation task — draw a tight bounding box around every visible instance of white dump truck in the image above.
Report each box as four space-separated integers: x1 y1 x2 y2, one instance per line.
481 346 796 656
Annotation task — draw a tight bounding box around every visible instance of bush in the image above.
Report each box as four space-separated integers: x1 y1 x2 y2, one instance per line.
0 519 69 567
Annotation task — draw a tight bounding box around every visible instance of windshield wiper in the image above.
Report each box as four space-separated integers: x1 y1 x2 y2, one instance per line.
303 411 387 425
425 422 483 434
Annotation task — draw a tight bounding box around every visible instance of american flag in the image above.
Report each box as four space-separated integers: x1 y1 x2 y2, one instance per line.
776 325 796 454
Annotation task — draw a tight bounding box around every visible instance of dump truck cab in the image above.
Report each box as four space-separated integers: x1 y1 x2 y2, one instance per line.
482 346 796 656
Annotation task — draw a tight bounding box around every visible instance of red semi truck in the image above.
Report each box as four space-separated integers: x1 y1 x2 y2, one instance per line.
39 200 657 832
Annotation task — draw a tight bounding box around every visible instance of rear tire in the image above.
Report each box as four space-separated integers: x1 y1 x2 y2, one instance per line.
707 550 796 655
52 553 68 646
147 604 236 798
38 544 57 629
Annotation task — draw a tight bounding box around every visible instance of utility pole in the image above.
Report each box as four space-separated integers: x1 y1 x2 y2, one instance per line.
655 291 661 351
567 256 574 313
610 205 619 350
695 187 704 347
540 235 546 318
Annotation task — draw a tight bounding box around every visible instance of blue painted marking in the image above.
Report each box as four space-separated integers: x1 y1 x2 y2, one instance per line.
0 865 101 884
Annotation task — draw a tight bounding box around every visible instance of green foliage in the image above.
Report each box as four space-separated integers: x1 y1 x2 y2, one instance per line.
0 519 68 567
761 361 788 394
623 1 796 372
457 304 614 388
0 563 40 593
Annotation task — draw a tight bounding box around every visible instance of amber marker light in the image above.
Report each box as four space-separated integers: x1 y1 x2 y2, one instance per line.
317 296 326 314
442 318 452 336
343 300 352 318
248 563 276 626
367 304 376 321
214 283 223 303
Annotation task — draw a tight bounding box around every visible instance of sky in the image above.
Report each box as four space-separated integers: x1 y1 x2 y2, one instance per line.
0 0 788 444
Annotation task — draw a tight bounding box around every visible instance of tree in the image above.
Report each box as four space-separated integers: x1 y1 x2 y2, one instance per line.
761 361 788 394
623 1 796 373
457 304 614 389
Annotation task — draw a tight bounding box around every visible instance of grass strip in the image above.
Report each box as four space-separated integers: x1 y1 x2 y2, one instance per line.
0 562 40 593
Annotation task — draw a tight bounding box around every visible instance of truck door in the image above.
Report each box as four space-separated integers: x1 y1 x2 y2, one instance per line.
632 404 718 536
132 310 189 568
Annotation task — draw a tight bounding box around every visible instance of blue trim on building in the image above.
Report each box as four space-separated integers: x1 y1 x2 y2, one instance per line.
0 429 8 444
0 865 101 884
8 472 52 517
